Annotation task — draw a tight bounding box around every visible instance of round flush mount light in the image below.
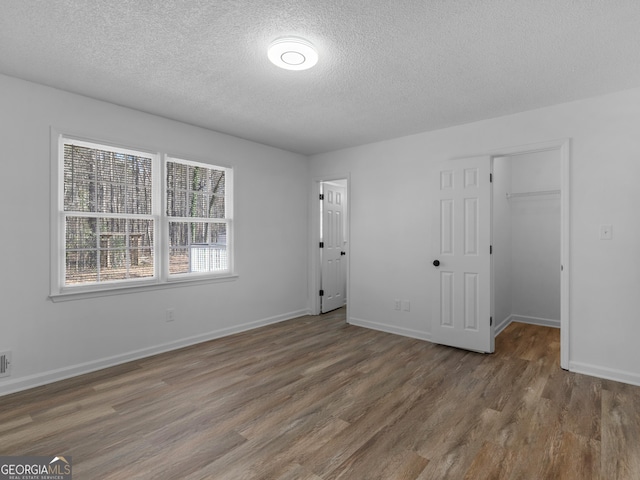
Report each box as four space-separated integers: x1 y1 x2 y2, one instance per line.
268 37 318 71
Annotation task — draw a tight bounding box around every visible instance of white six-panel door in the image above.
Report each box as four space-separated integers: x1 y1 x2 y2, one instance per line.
321 184 346 313
432 156 493 353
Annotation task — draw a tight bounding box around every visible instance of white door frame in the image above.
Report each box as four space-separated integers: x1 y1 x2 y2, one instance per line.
310 173 351 318
487 139 571 369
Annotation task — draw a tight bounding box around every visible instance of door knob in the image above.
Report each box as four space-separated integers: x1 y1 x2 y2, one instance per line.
433 260 440 267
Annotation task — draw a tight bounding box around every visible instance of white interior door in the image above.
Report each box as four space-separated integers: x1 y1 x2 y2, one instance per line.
432 156 493 353
321 184 346 313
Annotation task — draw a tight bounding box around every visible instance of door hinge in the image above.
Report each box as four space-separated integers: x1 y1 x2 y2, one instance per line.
319 194 324 200
319 289 324 297
490 245 493 254
490 317 493 326
490 173 493 183
319 242 324 248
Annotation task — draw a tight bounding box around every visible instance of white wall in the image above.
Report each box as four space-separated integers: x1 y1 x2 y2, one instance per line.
0 74 310 395
309 86 640 386
509 151 561 324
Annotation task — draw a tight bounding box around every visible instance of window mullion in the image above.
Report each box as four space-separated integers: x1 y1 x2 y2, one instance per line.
157 155 166 282
96 214 102 282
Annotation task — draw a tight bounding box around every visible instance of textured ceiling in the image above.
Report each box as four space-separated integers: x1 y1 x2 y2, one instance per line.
2 1 640 155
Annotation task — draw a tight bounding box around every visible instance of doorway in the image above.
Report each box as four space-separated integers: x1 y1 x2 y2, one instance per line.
310 176 350 317
492 140 570 369
320 180 347 313
492 150 561 331
431 140 570 368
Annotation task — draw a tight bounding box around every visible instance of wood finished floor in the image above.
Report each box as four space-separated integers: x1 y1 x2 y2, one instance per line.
1 308 640 479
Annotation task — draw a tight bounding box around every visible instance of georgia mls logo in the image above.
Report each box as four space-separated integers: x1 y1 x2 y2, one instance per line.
49 456 71 474
0 455 72 479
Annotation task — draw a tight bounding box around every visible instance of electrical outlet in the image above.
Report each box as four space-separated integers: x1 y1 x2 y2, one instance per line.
166 308 176 322
394 300 401 311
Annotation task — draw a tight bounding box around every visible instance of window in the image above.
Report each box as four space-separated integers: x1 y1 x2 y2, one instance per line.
165 157 230 276
52 134 233 297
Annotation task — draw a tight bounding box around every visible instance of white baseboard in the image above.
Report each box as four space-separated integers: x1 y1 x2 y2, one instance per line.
348 317 431 342
510 314 560 329
569 361 640 387
495 314 560 336
494 315 513 336
0 308 310 397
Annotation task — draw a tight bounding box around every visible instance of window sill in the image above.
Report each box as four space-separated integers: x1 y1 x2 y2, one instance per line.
49 274 239 303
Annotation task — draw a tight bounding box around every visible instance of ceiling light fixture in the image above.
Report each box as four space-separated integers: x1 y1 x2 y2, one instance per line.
268 37 318 71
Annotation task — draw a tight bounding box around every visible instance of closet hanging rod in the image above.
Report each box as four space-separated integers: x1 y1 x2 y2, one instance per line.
505 189 560 199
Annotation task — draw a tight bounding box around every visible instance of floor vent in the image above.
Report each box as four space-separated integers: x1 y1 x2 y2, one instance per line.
0 352 11 378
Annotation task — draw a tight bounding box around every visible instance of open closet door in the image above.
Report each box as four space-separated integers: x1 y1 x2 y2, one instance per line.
431 156 493 353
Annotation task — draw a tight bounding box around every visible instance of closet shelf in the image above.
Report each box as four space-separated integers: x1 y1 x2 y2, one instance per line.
506 189 560 199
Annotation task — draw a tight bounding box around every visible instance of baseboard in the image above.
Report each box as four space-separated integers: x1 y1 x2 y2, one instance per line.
569 361 640 387
510 314 560 329
495 315 513 336
348 317 431 342
0 308 310 397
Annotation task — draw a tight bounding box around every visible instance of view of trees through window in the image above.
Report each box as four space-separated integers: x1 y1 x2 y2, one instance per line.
62 141 230 288
64 144 155 284
166 159 228 274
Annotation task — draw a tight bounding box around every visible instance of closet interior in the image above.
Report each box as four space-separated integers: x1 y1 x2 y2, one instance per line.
493 149 561 334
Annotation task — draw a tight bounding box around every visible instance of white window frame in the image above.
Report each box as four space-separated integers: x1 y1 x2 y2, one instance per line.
50 130 236 301
163 155 234 282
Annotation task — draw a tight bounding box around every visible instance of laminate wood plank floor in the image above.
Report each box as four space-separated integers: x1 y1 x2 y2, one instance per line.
1 308 639 479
